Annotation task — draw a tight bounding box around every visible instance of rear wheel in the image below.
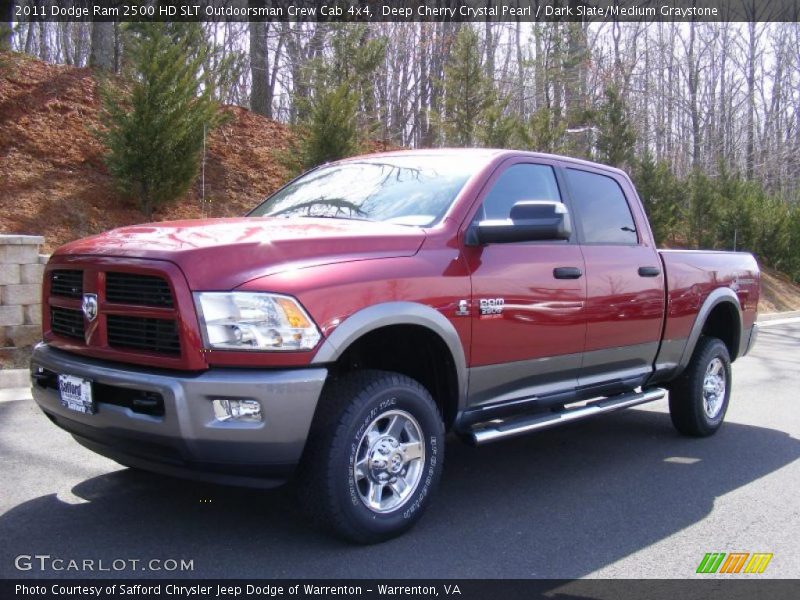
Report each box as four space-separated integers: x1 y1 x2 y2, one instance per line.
668 336 731 437
297 370 445 543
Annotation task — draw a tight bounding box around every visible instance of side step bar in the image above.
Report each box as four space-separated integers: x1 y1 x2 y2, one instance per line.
469 387 667 445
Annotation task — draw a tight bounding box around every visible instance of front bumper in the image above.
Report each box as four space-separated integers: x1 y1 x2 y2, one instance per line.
30 343 327 488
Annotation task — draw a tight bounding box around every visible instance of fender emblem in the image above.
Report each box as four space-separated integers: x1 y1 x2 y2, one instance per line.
479 298 505 316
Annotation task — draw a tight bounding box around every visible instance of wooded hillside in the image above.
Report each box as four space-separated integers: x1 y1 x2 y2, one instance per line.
0 51 296 250
1 49 799 311
4 19 799 282
2 17 800 306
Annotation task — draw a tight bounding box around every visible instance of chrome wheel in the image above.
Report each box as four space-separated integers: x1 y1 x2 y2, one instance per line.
702 357 726 419
353 409 425 514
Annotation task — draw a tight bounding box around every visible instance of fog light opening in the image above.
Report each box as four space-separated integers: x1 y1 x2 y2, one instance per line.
212 399 263 423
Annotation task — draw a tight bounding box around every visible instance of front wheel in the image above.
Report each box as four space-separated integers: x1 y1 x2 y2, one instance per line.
297 370 445 543
668 336 732 437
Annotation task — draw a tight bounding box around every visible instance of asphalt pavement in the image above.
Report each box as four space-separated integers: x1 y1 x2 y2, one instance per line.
1 321 798 579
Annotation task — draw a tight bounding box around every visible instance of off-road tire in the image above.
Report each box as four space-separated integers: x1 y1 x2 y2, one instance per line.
297 370 445 544
668 336 732 437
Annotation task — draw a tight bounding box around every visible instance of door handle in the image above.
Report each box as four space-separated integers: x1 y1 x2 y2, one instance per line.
638 266 661 277
553 267 583 279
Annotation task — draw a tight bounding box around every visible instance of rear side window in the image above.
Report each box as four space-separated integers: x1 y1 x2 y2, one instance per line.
479 164 561 221
565 169 638 244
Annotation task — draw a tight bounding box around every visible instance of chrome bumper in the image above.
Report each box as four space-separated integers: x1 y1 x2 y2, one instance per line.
30 343 327 488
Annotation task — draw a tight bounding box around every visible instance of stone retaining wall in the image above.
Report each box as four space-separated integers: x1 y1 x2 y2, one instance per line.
0 235 48 350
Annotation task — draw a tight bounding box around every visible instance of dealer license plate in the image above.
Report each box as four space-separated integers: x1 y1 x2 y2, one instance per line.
57 374 96 415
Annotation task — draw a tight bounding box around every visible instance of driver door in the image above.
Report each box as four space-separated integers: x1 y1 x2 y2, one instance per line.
462 159 587 407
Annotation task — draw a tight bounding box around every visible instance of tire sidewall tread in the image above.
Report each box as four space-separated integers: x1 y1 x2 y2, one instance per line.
668 336 732 437
297 370 445 544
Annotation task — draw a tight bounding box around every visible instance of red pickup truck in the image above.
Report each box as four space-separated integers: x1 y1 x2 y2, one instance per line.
31 149 759 543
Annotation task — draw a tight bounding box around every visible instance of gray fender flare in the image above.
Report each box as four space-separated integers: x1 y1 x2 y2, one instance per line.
676 287 742 373
311 301 468 409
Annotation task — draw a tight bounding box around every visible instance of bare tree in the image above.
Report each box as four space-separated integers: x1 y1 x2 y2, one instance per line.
9 18 800 199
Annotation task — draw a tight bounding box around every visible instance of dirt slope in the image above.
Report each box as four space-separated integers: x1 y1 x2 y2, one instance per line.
0 51 296 251
758 268 800 313
1 51 798 313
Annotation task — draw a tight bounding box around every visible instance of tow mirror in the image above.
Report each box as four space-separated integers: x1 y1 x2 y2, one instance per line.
467 200 572 245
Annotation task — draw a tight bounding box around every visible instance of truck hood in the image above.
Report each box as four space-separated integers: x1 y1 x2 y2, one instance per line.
54 217 426 290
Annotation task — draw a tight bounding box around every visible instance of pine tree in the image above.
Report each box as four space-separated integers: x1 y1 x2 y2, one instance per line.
287 24 386 171
100 23 221 219
437 27 492 147
595 84 636 169
298 83 359 169
328 24 386 137
478 100 523 149
523 107 567 153
633 153 681 246
787 206 800 281
688 170 721 248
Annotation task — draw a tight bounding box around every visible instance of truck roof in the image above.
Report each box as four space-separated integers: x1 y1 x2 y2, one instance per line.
346 148 628 178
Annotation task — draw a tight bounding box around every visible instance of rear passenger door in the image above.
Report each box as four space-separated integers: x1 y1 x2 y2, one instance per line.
563 167 665 392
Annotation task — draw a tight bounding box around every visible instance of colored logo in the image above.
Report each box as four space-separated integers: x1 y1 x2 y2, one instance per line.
696 552 773 574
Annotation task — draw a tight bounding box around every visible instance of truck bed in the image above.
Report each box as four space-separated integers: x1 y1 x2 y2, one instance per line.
654 249 759 379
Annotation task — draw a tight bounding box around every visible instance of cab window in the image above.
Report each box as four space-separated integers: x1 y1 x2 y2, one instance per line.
565 169 638 244
478 164 562 221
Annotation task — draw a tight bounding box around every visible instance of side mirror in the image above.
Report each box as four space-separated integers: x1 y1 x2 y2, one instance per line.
467 200 572 245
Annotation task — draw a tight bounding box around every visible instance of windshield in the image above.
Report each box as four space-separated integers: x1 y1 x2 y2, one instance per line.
249 155 485 227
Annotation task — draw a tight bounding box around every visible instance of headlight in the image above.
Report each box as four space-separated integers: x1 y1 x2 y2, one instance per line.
194 292 321 351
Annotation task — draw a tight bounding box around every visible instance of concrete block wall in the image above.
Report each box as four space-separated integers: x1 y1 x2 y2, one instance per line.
0 235 48 350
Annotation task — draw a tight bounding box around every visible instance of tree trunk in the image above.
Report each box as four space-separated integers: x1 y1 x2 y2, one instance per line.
37 19 47 61
484 14 494 81
515 13 524 117
113 22 123 73
249 21 271 117
418 23 431 146
24 19 34 54
533 24 545 109
745 18 757 179
686 20 701 170
0 0 13 51
90 21 115 72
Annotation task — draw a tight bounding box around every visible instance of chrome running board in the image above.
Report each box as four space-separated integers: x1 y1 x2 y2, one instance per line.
469 387 667 445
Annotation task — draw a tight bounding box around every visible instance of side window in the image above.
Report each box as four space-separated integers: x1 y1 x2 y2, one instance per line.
565 169 638 244
479 164 561 221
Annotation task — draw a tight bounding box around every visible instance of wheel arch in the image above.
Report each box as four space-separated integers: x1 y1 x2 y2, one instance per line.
311 302 468 427
677 288 743 374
